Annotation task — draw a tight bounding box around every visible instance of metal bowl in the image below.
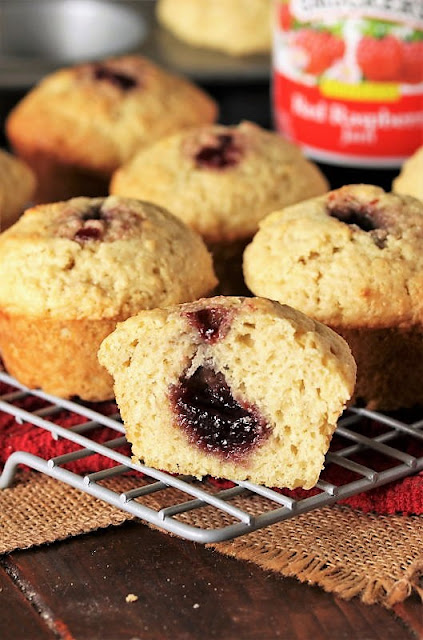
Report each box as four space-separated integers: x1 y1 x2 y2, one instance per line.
0 0 148 87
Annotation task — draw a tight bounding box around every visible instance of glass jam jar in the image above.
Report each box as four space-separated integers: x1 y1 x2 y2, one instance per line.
273 0 423 170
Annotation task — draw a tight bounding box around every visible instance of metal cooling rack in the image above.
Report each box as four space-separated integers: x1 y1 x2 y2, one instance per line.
1 369 423 543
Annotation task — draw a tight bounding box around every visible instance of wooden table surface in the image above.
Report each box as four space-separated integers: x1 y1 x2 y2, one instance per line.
0 519 421 640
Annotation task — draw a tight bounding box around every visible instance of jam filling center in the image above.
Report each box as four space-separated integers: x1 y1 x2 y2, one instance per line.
327 205 377 232
185 308 232 344
194 134 242 169
326 197 391 248
53 201 143 244
170 366 269 460
93 65 138 91
74 204 105 242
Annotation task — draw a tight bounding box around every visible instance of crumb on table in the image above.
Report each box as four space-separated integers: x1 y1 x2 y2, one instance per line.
125 593 139 603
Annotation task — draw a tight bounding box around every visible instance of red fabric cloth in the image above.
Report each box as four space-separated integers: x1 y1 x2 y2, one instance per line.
1 377 422 515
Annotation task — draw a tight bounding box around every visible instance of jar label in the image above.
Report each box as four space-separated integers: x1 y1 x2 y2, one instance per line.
273 0 423 166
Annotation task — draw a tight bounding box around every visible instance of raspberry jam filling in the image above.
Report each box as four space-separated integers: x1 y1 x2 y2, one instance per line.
327 201 378 232
185 308 232 344
54 201 143 244
170 366 269 460
194 134 242 169
93 65 138 91
73 204 104 243
326 195 390 248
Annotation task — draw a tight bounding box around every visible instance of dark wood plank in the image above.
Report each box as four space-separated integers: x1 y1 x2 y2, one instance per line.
2 521 418 640
0 566 55 639
393 598 423 639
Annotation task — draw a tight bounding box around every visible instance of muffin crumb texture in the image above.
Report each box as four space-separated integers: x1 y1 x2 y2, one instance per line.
99 297 356 488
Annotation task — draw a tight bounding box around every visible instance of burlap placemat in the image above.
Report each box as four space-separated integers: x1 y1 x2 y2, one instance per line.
1 471 422 608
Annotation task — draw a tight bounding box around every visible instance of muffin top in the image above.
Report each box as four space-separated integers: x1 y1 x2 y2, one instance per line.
0 196 217 319
393 146 423 202
157 0 271 56
6 55 217 175
0 150 36 231
110 121 329 244
243 184 423 329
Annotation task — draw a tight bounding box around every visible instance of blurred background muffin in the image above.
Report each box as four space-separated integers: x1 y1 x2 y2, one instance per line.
6 55 217 204
393 146 423 202
0 149 35 231
156 0 271 56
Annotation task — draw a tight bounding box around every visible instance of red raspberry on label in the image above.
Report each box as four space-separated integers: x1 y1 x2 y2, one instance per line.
400 41 423 84
294 29 345 75
356 35 402 82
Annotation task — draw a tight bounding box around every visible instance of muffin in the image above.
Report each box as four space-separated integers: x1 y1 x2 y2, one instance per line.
244 184 423 410
6 55 217 204
393 146 423 202
0 150 36 231
0 196 217 401
111 121 329 293
157 0 271 56
98 296 356 489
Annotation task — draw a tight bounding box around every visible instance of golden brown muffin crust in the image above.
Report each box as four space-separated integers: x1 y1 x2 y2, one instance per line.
111 121 329 244
0 195 217 400
0 195 217 319
6 55 217 176
244 185 423 329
